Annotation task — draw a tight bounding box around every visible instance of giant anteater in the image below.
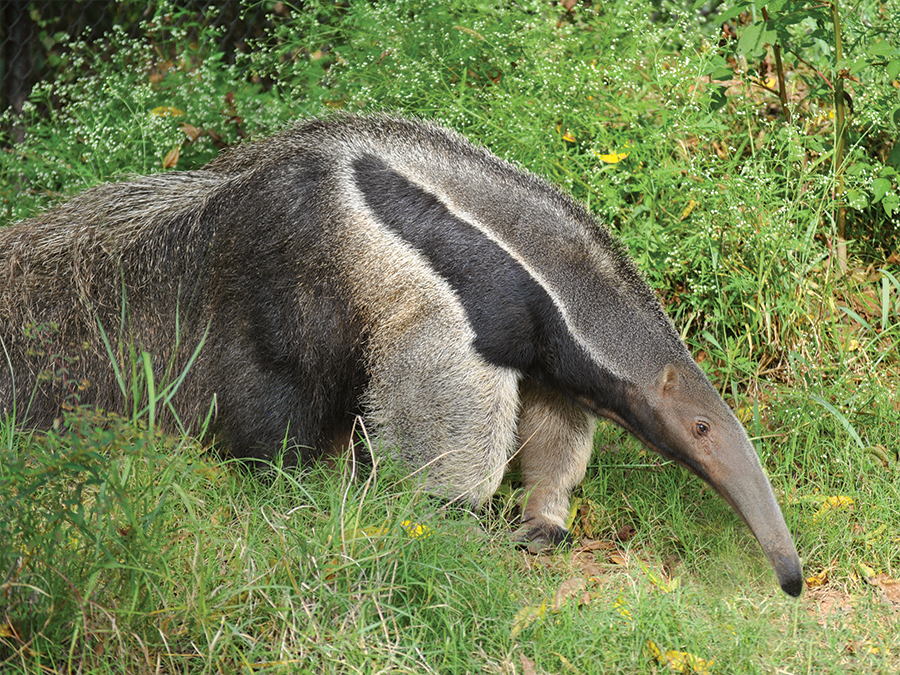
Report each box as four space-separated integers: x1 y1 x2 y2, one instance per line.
0 115 802 595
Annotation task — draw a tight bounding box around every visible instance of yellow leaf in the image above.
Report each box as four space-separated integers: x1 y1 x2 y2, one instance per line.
647 640 715 674
680 199 698 221
614 597 633 626
806 569 828 588
400 520 433 539
552 652 578 672
362 520 432 540
512 578 589 638
362 524 389 537
511 601 548 637
562 131 577 142
864 523 887 542
666 650 715 674
638 559 680 593
858 561 878 578
0 621 15 638
864 444 895 468
812 495 854 520
594 149 630 163
151 105 185 117
565 497 581 531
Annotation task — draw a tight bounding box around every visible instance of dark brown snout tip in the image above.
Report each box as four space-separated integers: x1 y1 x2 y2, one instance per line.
775 554 803 597
781 574 803 597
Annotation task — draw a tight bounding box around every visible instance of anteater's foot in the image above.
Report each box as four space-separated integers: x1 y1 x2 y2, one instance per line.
513 521 574 554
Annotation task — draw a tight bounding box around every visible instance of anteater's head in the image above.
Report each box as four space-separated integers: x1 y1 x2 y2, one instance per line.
585 362 803 597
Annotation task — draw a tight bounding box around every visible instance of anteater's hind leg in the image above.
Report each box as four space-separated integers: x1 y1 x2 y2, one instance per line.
515 380 597 548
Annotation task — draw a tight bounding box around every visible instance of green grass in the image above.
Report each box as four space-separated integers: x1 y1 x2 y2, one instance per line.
3 403 898 673
2 0 899 672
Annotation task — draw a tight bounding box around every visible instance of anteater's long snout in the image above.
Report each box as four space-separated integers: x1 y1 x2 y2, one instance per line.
711 458 803 596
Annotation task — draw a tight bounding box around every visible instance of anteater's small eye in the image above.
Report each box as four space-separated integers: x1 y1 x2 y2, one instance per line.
696 421 710 436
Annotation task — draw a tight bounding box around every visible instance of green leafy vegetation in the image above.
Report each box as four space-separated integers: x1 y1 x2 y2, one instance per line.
2 0 899 672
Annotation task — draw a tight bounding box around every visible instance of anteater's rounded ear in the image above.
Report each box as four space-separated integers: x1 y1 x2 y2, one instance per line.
657 364 679 394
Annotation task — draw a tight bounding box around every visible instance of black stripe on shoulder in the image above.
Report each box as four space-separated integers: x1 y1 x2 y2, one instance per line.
353 152 597 386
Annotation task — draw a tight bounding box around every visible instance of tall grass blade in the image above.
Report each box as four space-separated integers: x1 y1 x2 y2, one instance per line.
97 319 127 402
810 392 865 450
836 305 871 331
141 351 156 429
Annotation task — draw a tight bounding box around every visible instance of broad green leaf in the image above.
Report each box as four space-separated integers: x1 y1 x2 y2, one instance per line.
887 59 900 79
716 2 756 22
872 178 892 203
709 84 728 112
846 189 868 210
867 40 897 57
737 22 765 58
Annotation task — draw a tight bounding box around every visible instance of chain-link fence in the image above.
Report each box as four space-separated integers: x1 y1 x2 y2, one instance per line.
0 1 275 130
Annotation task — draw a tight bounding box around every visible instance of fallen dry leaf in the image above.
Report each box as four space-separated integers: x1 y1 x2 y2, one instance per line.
806 585 855 621
162 146 180 170
552 577 585 611
575 538 614 553
572 498 604 538
864 573 900 604
519 653 538 675
512 576 597 637
181 123 202 142
609 550 628 566
615 524 637 543
567 551 604 578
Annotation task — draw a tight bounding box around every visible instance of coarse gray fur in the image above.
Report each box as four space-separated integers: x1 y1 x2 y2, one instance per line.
0 114 802 595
